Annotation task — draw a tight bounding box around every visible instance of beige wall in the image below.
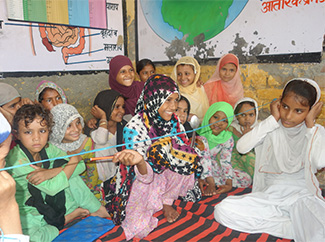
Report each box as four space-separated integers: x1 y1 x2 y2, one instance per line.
1 1 324 125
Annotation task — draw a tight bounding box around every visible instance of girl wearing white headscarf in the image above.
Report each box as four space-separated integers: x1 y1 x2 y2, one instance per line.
170 56 209 123
50 104 105 204
230 97 259 178
215 78 325 242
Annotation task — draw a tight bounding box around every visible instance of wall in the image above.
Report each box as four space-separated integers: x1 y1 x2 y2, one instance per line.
126 1 325 125
0 1 324 125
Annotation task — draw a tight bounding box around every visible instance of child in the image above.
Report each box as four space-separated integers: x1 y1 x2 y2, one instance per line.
136 58 156 82
0 83 33 125
196 102 252 196
105 74 202 240
6 104 108 242
109 55 144 117
170 56 209 122
35 80 68 111
230 97 259 178
204 53 244 107
49 104 105 203
214 78 325 241
175 95 194 138
0 83 34 149
0 113 29 241
90 89 127 182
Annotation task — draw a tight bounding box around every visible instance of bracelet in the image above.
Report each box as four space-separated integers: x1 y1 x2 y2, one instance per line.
99 120 108 126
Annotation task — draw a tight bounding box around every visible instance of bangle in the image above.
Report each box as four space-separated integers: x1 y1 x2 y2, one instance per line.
99 120 107 126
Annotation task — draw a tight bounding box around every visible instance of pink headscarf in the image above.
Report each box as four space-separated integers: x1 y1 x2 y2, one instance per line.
204 53 244 107
109 55 144 115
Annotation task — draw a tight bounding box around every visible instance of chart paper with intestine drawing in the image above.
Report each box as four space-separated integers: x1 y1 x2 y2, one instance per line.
0 0 124 74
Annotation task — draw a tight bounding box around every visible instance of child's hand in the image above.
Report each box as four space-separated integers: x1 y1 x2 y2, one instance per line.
196 78 204 87
305 102 323 128
240 124 252 135
20 98 34 106
26 164 62 185
66 152 82 163
113 150 147 175
113 150 143 165
91 105 106 120
195 138 205 151
270 97 281 121
87 118 98 129
231 127 242 138
0 171 16 210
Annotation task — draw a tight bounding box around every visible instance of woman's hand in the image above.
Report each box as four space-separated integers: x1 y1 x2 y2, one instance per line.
305 102 323 128
270 97 281 122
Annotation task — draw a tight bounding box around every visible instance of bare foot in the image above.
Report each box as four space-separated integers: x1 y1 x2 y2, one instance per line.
163 204 179 223
90 205 110 218
65 208 89 223
204 185 217 196
204 177 217 196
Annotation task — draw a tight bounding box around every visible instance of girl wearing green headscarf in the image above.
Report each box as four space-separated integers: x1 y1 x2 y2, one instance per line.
196 102 252 196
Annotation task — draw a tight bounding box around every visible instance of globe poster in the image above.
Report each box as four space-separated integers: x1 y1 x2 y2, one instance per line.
136 0 325 63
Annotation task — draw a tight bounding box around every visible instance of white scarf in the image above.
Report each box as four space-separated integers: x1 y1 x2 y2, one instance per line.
232 97 259 134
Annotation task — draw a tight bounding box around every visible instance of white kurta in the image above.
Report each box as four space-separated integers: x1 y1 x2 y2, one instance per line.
91 127 118 182
214 116 325 242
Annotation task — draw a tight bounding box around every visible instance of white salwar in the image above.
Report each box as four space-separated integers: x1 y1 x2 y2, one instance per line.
214 115 325 242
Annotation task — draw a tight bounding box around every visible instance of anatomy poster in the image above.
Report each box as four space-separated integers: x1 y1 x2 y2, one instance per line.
136 0 325 62
0 0 124 74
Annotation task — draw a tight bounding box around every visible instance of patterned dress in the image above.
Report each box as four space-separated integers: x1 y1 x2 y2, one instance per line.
79 137 104 204
104 74 202 240
198 135 251 187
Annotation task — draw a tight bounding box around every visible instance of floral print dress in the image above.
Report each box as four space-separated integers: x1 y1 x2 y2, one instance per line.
197 135 251 187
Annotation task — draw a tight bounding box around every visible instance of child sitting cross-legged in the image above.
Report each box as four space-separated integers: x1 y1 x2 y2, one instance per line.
196 102 252 196
6 104 108 242
229 97 259 179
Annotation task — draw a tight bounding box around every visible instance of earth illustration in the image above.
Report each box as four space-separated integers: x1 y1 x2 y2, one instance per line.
140 0 248 45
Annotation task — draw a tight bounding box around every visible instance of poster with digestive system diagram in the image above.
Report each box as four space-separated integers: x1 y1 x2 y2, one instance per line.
0 0 124 74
